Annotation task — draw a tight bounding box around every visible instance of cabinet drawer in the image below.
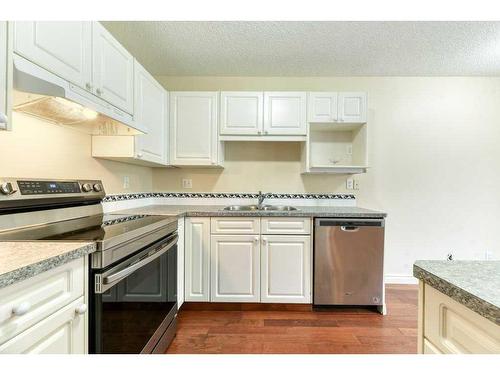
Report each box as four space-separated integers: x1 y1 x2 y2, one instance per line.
0 258 85 345
211 217 260 234
0 297 86 354
261 217 311 234
424 284 500 354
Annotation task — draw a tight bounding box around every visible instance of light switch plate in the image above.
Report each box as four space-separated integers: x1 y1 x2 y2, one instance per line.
182 179 193 189
123 176 130 189
346 179 354 190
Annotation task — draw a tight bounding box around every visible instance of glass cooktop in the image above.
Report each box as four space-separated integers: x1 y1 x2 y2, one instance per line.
0 213 170 242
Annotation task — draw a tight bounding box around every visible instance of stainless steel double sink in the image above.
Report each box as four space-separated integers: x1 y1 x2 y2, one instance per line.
223 205 298 212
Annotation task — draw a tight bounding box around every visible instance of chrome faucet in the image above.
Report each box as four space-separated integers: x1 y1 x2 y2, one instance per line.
257 191 268 208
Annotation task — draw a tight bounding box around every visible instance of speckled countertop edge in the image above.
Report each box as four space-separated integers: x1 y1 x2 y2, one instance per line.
0 242 96 290
413 263 499 325
111 204 387 218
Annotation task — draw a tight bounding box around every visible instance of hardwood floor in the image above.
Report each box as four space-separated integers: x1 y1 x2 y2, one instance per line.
166 284 418 354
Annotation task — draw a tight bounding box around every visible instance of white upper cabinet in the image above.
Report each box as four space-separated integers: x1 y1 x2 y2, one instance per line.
308 92 338 123
264 92 307 135
338 92 367 123
210 235 260 303
0 21 10 130
308 92 367 123
13 22 92 91
260 235 311 303
92 22 134 114
134 60 168 164
220 91 263 135
170 91 221 166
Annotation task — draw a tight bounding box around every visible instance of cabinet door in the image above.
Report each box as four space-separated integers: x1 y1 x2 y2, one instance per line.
170 92 219 166
308 92 338 123
0 21 9 130
13 21 92 91
338 92 367 123
92 22 134 114
263 92 307 135
220 91 263 135
261 235 311 303
211 235 260 302
0 297 86 354
134 60 167 163
177 218 185 308
185 217 211 302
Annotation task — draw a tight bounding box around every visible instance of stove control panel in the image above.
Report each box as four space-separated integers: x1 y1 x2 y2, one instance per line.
0 178 105 198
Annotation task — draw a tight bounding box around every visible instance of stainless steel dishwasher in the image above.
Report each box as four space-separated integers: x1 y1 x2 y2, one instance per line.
314 218 385 310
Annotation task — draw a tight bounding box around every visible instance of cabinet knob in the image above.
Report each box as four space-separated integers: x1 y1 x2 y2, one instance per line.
136 153 143 158
0 112 7 125
254 237 259 243
96 88 103 96
75 304 87 315
262 238 267 245
85 82 92 91
258 131 262 135
12 301 31 316
264 130 268 135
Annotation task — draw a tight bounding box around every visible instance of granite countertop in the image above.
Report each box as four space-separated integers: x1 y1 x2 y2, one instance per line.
113 204 387 218
414 260 500 325
0 242 96 289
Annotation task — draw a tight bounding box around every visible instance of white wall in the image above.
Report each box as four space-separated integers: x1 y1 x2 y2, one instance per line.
155 76 500 280
0 113 153 193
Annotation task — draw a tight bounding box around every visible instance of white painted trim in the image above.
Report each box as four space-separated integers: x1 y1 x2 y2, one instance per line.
385 274 418 285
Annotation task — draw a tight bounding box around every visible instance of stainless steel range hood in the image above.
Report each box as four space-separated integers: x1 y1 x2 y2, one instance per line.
12 54 144 135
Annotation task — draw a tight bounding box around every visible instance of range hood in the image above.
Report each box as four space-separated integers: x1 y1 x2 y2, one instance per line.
12 54 144 135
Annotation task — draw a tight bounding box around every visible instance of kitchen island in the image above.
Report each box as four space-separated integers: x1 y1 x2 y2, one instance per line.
413 260 500 354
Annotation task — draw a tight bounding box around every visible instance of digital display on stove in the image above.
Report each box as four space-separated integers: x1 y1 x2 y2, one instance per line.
18 181 82 195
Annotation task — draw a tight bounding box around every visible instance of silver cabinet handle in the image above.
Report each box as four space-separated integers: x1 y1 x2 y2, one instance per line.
12 301 31 316
75 304 87 315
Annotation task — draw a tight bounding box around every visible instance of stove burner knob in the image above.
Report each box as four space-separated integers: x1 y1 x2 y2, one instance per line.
0 182 17 195
93 183 102 192
82 183 93 192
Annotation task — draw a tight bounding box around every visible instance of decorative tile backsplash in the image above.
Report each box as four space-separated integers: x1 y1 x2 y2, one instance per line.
103 192 355 202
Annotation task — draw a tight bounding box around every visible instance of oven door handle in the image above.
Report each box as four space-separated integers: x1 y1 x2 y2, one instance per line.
102 234 178 286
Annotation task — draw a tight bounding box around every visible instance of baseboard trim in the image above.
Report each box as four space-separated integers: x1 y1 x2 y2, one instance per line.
385 275 418 285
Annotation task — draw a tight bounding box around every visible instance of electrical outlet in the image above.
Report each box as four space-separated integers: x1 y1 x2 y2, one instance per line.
346 179 354 190
123 176 130 189
353 179 360 190
182 178 192 189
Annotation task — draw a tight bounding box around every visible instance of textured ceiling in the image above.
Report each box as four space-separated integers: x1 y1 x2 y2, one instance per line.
101 21 500 76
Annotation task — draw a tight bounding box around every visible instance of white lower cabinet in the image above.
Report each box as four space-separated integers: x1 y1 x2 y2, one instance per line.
210 235 260 302
0 257 88 354
184 217 211 302
184 217 312 304
418 282 500 354
260 235 311 303
0 297 86 354
177 217 185 308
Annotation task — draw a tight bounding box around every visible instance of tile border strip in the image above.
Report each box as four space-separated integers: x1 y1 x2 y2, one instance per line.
103 192 356 202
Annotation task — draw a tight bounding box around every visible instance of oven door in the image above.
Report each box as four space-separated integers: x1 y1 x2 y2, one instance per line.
90 232 178 354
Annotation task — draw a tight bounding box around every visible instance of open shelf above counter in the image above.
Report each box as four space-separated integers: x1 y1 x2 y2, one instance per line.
301 121 368 175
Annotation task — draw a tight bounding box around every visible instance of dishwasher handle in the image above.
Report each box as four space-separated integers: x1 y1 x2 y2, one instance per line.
315 218 384 228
